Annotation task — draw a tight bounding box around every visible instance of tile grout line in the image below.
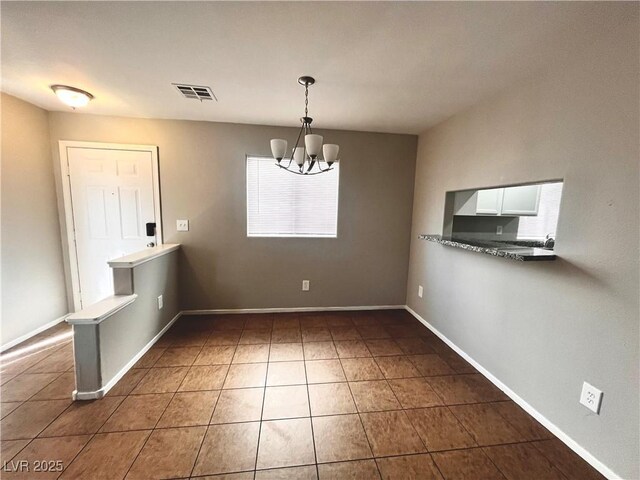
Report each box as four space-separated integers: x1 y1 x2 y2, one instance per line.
120 330 211 479
411 369 500 477
21 425 550 451
477 444 518 480
252 326 271 476
528 441 573 480
5 370 67 404
427 451 447 479
188 325 239 479
0 374 74 474
48 342 155 478
301 328 321 480
2 338 74 395
75 322 203 478
338 327 446 478
451 395 569 480
10 363 100 472
17 407 565 434
337 321 384 480
22 342 75 373
1 341 70 374
480 443 571 480
0 337 76 466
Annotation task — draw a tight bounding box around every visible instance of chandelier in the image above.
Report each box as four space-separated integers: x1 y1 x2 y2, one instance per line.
270 76 340 175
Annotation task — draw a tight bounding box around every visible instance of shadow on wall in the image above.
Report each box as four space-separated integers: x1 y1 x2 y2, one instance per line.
178 247 222 311
534 257 611 292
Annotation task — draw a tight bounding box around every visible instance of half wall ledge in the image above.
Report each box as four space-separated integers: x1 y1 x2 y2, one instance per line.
66 244 181 400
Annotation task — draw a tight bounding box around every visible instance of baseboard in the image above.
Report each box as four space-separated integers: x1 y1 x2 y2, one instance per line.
182 305 405 315
1 314 69 353
72 311 182 400
404 305 619 480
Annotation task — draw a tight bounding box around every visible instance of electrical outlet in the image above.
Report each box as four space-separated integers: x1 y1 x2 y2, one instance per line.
177 219 189 232
580 381 603 414
157 295 164 310
418 285 423 298
302 280 310 291
496 226 503 235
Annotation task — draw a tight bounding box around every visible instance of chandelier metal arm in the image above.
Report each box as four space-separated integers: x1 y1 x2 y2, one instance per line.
275 163 333 176
285 122 305 170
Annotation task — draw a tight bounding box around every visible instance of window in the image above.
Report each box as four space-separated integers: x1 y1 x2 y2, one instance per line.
246 156 339 237
516 182 563 239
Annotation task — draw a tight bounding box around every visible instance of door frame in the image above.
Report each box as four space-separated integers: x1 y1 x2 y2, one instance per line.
58 141 163 312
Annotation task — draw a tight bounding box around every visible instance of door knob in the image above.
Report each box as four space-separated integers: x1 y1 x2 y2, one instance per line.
147 242 156 248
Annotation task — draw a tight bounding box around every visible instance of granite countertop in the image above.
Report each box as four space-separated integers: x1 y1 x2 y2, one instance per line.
418 235 556 262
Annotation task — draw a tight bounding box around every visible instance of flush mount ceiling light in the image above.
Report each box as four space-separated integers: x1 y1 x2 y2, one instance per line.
270 76 339 175
50 85 94 109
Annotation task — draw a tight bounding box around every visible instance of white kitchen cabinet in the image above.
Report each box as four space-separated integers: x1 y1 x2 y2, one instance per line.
500 184 541 216
476 188 503 215
453 184 542 217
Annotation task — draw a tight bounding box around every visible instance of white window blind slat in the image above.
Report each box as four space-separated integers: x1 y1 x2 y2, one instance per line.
246 156 339 237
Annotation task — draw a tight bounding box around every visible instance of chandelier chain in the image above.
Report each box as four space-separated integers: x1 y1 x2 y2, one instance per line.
304 85 309 118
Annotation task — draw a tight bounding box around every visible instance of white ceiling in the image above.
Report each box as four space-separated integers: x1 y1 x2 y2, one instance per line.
1 2 631 134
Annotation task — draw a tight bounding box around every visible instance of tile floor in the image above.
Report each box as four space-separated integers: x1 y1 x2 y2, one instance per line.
0 310 605 479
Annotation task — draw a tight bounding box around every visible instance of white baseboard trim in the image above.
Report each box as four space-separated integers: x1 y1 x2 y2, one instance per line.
182 305 405 315
73 311 182 400
1 314 69 353
404 305 619 480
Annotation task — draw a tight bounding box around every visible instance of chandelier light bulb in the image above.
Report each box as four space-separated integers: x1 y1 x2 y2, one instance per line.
293 147 305 166
323 144 339 165
270 139 287 162
304 134 323 159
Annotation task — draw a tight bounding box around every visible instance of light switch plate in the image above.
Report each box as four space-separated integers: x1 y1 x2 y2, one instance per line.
302 280 310 291
157 295 163 310
177 219 189 232
580 381 603 414
418 285 423 298
496 226 503 235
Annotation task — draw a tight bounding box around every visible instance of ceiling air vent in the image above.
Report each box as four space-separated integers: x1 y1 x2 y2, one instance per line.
172 83 217 101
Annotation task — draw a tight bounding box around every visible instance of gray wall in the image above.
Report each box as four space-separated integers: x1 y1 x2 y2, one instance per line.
99 251 179 384
451 216 519 242
406 16 639 479
1 93 68 346
48 115 417 311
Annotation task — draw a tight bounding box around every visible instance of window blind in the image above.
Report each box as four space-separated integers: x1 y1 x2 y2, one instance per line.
246 156 339 237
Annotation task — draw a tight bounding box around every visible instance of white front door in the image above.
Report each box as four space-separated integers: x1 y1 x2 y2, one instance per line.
66 146 159 308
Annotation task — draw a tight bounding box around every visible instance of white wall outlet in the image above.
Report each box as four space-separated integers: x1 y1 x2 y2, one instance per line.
580 381 603 414
157 295 164 310
496 226 503 235
418 285 423 298
177 219 189 232
302 280 310 291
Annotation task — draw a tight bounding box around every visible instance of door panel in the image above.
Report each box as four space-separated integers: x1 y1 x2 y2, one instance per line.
118 187 142 238
86 187 110 238
68 147 157 308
